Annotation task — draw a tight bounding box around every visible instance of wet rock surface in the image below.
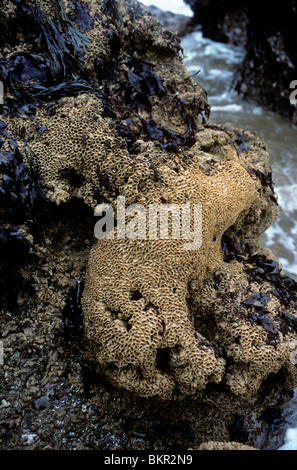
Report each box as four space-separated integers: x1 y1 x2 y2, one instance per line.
184 0 248 46
0 0 297 450
184 0 297 123
233 0 297 125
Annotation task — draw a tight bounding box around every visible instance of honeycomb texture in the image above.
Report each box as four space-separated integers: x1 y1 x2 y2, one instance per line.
82 152 259 399
2 0 297 402
12 94 133 206
190 256 297 401
197 441 257 450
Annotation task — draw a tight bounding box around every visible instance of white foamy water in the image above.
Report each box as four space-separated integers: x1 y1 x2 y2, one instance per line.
279 430 297 450
140 0 193 16
276 389 297 450
181 29 297 451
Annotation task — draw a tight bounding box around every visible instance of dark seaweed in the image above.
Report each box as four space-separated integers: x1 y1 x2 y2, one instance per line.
0 114 51 310
0 146 32 310
102 0 122 25
30 0 90 74
176 98 198 146
241 292 271 308
231 134 252 155
30 79 93 99
0 147 31 233
70 1 94 33
229 413 248 443
219 250 297 335
124 61 165 111
0 0 99 117
142 119 184 151
121 58 199 150
242 254 297 310
221 232 239 261
241 292 279 337
248 255 292 287
247 168 278 204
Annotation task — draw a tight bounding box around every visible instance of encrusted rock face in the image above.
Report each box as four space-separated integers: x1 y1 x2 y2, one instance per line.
139 3 195 37
10 95 131 206
1 0 297 411
81 124 297 400
82 152 257 398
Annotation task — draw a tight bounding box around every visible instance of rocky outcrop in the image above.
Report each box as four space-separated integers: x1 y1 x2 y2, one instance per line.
81 122 296 402
233 0 297 124
184 0 248 46
139 3 196 37
184 0 297 123
1 0 297 450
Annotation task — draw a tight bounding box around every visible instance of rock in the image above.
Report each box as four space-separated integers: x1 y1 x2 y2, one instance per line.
184 0 297 123
184 0 248 46
0 0 297 450
139 3 197 37
233 0 297 125
81 124 283 401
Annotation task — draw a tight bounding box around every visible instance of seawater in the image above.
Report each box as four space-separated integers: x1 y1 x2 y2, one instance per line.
181 30 297 450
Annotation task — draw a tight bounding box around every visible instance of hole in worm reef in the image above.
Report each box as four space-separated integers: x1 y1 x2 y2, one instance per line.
129 290 143 301
156 347 171 373
58 168 84 188
122 318 132 332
